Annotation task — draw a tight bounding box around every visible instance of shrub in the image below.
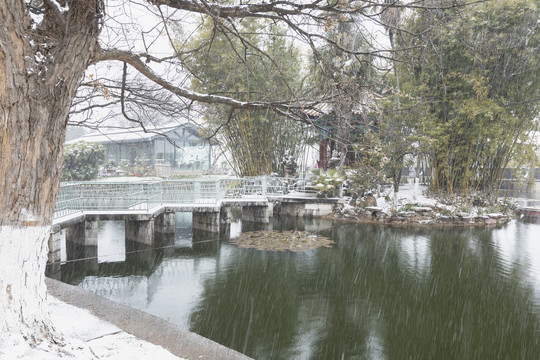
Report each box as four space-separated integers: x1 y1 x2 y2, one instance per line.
61 141 105 181
311 169 345 198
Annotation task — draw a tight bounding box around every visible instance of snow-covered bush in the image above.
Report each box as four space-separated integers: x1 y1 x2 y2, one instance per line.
311 169 345 198
344 143 389 198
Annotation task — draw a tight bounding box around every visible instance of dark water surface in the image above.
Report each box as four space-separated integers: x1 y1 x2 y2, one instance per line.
50 214 540 360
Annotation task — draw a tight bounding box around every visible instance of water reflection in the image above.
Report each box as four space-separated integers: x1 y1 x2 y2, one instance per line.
494 222 540 308
49 215 540 360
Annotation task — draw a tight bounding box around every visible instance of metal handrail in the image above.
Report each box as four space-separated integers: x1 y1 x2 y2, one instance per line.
53 177 303 219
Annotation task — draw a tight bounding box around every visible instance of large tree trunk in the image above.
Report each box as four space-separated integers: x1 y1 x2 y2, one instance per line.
0 0 100 347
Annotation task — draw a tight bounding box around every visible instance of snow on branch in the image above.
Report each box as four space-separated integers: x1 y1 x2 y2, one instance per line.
149 0 369 18
93 47 301 112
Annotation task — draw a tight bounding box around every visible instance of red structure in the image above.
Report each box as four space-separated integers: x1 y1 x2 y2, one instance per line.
302 92 384 171
303 103 378 171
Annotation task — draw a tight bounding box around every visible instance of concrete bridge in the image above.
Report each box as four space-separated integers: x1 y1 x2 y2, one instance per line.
49 177 339 264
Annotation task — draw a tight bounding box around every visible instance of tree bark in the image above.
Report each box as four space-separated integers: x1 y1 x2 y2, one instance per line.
0 0 100 346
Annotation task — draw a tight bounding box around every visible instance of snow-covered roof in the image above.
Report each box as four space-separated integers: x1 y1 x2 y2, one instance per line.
302 92 383 119
303 103 333 118
66 123 199 145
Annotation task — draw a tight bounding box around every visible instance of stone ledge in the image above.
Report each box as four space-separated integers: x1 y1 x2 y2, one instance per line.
269 195 343 204
45 278 252 360
411 206 433 212
332 205 512 226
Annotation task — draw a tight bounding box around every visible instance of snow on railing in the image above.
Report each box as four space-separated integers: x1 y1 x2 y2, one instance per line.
53 177 303 219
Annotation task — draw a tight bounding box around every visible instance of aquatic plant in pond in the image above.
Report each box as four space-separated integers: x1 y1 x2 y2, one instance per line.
230 230 334 252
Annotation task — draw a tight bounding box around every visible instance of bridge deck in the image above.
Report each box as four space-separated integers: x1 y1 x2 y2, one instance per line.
53 177 301 220
52 178 277 229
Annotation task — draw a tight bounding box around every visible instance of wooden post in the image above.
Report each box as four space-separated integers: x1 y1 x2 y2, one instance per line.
319 138 328 171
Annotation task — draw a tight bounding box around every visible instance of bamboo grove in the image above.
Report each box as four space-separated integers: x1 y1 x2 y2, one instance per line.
174 0 539 199
177 19 309 176
385 0 540 202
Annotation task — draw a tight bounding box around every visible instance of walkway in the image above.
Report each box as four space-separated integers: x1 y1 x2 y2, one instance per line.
49 177 327 263
53 177 303 220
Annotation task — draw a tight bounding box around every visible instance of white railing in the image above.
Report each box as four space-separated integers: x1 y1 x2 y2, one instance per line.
54 177 305 219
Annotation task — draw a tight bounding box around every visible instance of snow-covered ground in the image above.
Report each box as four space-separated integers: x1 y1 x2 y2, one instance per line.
378 183 438 207
0 296 185 360
353 183 510 217
376 183 446 213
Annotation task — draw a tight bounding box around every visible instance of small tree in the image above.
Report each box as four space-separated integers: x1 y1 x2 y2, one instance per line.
61 142 105 181
346 134 389 197
380 93 430 192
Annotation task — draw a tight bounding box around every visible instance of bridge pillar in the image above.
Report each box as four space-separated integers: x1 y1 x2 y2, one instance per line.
279 201 335 217
48 230 62 264
279 202 305 217
65 220 98 247
154 211 175 233
193 211 220 233
65 221 98 268
154 212 175 256
126 218 154 246
242 203 273 224
220 206 232 225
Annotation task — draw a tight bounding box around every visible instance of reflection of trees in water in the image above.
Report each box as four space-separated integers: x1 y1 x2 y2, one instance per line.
190 220 540 360
319 225 540 360
189 249 303 359
416 228 540 360
189 217 336 358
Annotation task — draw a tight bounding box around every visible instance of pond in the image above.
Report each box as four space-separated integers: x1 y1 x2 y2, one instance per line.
49 213 540 360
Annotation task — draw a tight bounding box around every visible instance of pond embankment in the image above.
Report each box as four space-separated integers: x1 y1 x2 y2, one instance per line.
332 202 513 226
311 184 515 227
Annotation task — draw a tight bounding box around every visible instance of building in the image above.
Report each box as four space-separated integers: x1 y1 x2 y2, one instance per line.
302 96 380 171
66 123 215 175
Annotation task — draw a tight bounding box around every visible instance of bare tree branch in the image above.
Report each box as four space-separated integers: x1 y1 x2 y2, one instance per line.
93 47 306 112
